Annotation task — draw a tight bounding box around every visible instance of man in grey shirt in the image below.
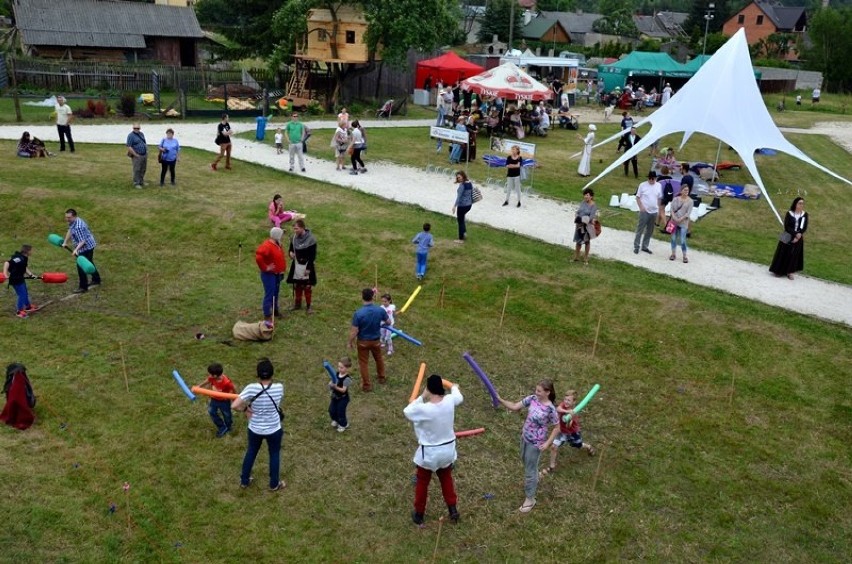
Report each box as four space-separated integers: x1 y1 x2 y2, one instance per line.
634 171 662 254
126 123 148 189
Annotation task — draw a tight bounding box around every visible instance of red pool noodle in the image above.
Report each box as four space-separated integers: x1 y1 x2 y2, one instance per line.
455 427 486 438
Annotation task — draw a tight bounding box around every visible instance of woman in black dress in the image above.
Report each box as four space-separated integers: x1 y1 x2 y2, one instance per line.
286 219 318 313
769 197 808 280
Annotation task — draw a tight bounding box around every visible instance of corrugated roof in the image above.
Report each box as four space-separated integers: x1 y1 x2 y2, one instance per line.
14 0 204 48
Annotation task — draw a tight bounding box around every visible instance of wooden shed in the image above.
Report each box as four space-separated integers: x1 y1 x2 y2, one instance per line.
298 6 380 64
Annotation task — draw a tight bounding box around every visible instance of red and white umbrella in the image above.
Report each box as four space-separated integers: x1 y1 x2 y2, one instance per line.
461 62 553 101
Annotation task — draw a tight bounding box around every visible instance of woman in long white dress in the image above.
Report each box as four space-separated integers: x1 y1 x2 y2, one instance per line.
577 124 596 177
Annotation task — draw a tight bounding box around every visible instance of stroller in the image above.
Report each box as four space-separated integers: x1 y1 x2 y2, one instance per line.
376 99 394 119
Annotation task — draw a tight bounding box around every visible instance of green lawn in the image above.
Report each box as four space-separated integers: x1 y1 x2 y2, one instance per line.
0 143 849 561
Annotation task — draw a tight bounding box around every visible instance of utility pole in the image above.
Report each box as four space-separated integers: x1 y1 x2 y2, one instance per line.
703 3 716 56
508 0 515 52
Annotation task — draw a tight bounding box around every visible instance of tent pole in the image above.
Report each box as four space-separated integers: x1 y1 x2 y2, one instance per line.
713 139 723 176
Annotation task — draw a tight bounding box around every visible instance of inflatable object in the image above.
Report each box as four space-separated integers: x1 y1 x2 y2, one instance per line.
399 285 422 314
191 386 239 401
462 352 500 407
323 360 338 385
41 272 68 284
562 384 601 423
455 427 485 438
172 370 196 401
47 233 65 247
384 325 422 346
409 363 427 402
76 255 97 274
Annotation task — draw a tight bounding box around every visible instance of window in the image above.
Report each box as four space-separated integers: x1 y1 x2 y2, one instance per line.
756 15 764 25
318 29 328 42
737 14 744 24
346 30 355 44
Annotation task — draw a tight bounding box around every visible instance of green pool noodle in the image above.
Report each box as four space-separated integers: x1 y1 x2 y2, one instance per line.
562 383 600 423
47 233 65 247
76 255 97 274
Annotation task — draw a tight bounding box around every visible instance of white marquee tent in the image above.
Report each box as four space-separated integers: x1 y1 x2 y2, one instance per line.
583 28 851 223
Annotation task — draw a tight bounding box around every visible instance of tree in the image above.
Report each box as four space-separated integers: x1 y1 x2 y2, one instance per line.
476 0 523 47
804 7 852 92
683 0 732 38
270 0 460 107
593 0 639 37
195 0 286 57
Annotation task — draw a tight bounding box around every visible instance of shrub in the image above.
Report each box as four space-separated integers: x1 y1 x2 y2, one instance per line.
86 99 96 113
305 100 323 115
119 92 136 117
94 100 107 117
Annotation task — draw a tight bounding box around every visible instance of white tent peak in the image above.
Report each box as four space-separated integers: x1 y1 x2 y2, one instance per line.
584 28 851 223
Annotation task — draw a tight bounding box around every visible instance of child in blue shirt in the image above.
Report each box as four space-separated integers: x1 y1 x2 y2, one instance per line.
411 223 434 280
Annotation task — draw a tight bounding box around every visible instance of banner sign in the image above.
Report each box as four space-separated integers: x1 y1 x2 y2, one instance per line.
488 137 536 158
430 126 469 144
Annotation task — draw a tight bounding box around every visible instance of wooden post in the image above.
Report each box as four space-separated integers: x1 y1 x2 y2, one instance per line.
145 273 151 315
591 446 604 492
374 264 378 291
119 343 129 393
591 313 603 358
431 516 445 563
728 373 736 405
499 285 510 329
438 275 446 309
8 56 22 123
238 243 242 269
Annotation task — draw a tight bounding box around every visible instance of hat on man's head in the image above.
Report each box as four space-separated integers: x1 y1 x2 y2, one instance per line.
588 124 597 131
648 171 657 179
426 374 445 396
270 227 283 241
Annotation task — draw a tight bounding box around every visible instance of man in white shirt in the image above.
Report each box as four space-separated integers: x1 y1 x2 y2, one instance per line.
404 374 463 525
634 171 662 254
55 96 75 153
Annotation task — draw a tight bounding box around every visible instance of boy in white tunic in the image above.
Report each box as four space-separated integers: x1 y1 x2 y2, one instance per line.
403 375 463 525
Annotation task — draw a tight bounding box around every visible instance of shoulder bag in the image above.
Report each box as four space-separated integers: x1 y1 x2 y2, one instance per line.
249 384 284 421
778 231 792 244
471 185 483 203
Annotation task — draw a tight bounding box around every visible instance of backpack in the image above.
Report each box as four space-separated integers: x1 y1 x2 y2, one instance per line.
4 363 36 408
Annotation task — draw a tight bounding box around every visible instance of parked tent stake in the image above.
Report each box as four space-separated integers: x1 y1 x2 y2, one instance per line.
728 373 735 405
119 343 129 393
238 243 242 269
499 285 510 328
438 275 446 308
431 516 445 563
591 446 605 492
592 314 603 357
375 264 378 291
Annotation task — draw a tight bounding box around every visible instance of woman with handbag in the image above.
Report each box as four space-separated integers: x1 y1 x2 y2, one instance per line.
572 188 598 265
232 358 285 491
286 219 318 313
769 197 808 279
451 171 474 244
669 185 694 263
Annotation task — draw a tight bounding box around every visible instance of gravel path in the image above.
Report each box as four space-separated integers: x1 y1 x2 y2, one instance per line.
2 116 850 327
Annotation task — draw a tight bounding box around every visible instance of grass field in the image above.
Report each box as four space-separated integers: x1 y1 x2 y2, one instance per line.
0 142 849 561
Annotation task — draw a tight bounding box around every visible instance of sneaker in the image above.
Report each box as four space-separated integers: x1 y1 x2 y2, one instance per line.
301 168 306 172
412 511 425 525
502 201 509 206
517 202 521 207
16 310 28 319
240 477 254 489
359 168 367 173
349 170 359 175
633 248 639 254
305 305 314 315
73 288 88 294
331 421 339 428
211 163 217 171
135 184 143 189
270 481 286 492
216 428 229 438
337 425 348 433
641 248 653 254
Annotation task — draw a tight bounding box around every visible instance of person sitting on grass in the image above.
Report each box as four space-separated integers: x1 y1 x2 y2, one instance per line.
16 132 48 158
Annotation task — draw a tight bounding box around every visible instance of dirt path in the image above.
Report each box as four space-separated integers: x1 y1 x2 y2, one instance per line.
1 118 849 326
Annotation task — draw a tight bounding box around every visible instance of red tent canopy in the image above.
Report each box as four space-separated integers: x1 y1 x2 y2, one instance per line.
415 52 485 90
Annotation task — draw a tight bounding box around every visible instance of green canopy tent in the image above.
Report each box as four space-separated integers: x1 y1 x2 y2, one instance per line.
684 54 762 80
599 51 694 92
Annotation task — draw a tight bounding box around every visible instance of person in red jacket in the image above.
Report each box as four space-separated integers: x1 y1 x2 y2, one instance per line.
255 227 286 323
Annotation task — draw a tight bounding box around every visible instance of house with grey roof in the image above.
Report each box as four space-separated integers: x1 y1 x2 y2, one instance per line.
633 11 689 41
12 0 205 66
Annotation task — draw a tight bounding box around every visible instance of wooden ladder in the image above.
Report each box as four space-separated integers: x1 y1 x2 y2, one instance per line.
287 59 311 98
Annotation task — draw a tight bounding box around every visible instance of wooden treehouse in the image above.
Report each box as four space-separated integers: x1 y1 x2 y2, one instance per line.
286 6 380 104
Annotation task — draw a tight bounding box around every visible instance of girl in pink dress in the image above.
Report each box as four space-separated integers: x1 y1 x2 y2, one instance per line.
268 194 296 228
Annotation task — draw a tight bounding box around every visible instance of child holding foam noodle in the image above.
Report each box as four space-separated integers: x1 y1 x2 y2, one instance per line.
328 357 353 432
540 389 596 477
196 363 236 437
